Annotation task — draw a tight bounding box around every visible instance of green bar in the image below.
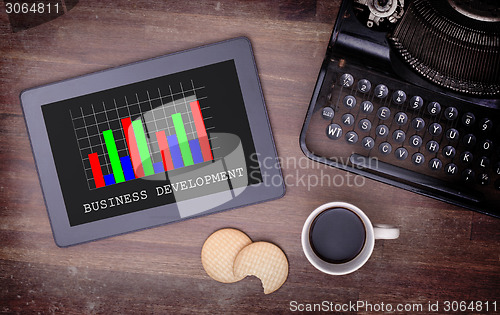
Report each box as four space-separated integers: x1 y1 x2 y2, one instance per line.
131 119 155 176
103 130 125 183
171 113 194 166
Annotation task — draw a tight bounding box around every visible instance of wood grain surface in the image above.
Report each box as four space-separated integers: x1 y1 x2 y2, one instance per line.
1 1 499 314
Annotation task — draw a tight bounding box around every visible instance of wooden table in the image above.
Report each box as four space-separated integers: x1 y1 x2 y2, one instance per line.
1 1 499 313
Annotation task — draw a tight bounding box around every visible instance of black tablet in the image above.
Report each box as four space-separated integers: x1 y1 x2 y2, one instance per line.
20 37 284 247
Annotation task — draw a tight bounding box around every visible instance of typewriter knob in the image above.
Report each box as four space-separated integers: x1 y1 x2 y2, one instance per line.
354 0 405 28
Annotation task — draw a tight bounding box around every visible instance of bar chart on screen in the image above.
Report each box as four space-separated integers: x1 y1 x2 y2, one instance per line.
70 81 215 190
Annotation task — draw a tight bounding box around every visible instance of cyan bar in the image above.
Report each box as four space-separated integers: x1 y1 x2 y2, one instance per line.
188 139 204 164
120 156 135 181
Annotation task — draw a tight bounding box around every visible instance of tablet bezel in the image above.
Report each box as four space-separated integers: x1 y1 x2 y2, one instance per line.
20 37 284 247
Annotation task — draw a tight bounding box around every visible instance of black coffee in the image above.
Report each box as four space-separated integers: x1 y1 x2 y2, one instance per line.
309 207 366 263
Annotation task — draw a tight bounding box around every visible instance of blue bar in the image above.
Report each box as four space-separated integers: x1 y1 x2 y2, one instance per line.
189 139 204 164
153 161 165 174
167 135 184 169
120 156 136 181
104 174 116 186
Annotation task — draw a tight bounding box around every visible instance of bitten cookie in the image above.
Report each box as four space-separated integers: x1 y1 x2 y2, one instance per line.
233 241 288 294
201 228 252 283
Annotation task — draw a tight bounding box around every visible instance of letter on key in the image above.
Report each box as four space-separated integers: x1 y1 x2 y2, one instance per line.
361 101 373 114
411 117 425 131
345 131 359 144
326 124 343 140
412 153 425 165
362 137 375 150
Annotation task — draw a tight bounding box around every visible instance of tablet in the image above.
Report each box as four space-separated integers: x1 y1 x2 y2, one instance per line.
20 37 284 247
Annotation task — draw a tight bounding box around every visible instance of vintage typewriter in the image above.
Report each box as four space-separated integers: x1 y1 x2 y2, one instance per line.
300 0 500 217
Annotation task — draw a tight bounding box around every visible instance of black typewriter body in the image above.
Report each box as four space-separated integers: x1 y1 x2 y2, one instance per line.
300 0 500 217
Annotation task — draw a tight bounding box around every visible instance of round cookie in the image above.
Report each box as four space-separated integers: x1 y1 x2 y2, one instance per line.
201 228 252 283
233 241 288 294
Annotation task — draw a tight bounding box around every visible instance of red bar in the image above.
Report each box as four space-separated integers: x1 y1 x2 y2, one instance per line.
88 153 105 188
121 117 145 178
189 100 213 161
156 131 174 171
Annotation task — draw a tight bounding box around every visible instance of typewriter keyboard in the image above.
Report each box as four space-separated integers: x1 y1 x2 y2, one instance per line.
302 59 500 217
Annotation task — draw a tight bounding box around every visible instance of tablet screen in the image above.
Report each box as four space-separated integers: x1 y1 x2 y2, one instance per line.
42 60 262 226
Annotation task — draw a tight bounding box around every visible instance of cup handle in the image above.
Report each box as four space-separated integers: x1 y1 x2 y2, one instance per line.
373 224 400 240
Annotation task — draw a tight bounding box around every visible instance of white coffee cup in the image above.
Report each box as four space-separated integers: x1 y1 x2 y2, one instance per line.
301 202 399 275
